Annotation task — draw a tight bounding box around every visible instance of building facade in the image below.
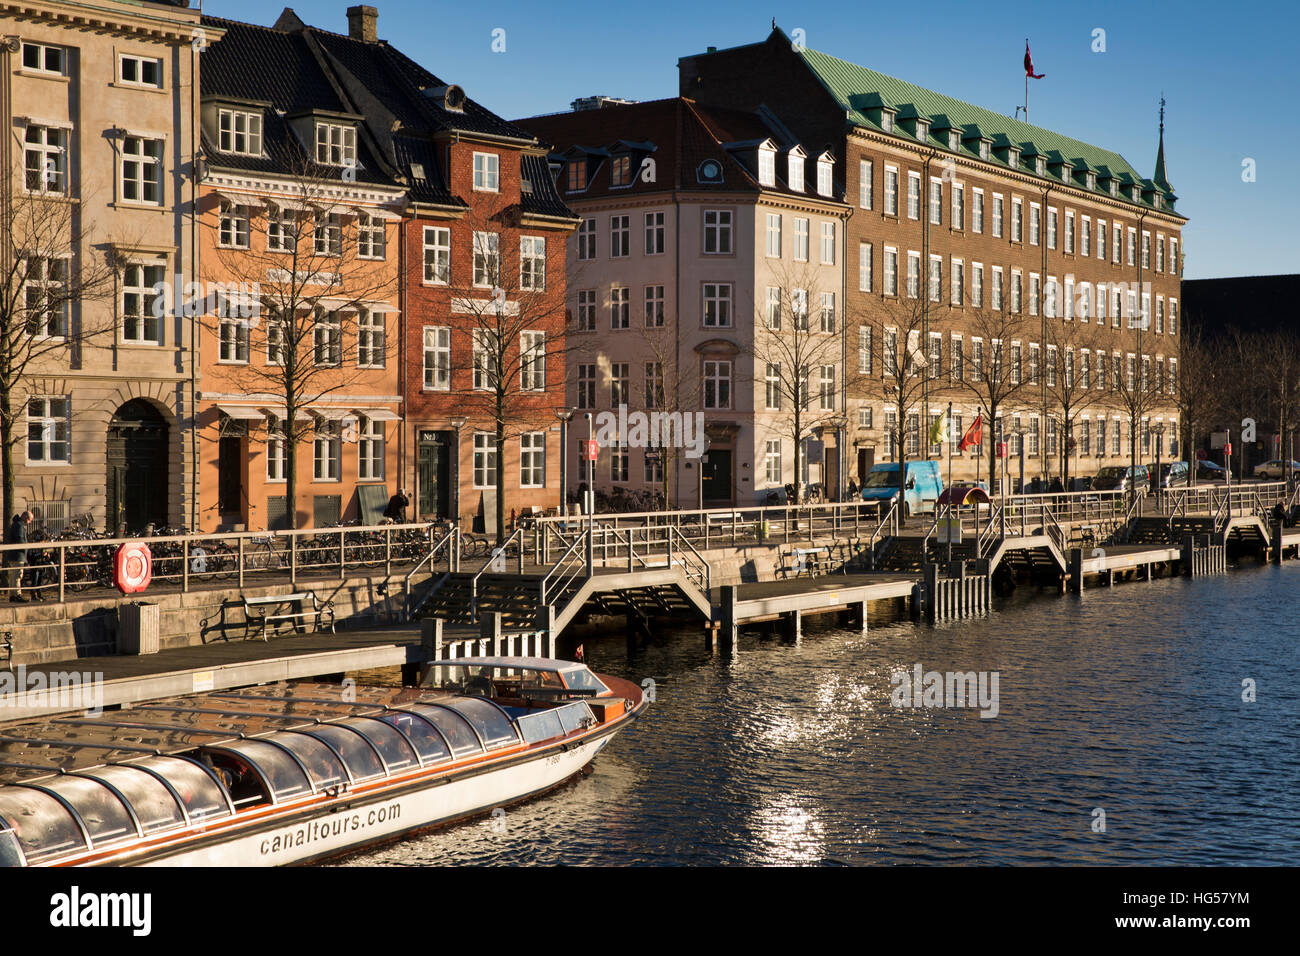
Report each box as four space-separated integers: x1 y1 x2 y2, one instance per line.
681 29 1187 490
517 97 850 508
2 0 208 532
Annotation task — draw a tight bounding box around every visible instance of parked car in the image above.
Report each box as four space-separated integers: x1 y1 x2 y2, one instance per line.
1253 459 1300 480
1196 459 1227 482
1092 464 1150 494
860 461 944 517
1155 461 1191 490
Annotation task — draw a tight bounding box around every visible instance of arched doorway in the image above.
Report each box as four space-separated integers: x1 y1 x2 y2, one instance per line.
106 399 169 533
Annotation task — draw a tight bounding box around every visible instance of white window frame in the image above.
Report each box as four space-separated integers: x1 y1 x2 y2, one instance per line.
25 397 70 465
473 152 500 192
423 326 450 390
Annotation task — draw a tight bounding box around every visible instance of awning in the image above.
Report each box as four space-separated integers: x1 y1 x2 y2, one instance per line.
363 302 399 313
357 206 402 221
216 404 264 421
266 197 307 212
209 190 266 208
357 408 400 421
310 407 353 420
261 407 313 422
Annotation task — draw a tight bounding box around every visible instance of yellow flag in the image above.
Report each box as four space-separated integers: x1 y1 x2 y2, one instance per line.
929 413 949 445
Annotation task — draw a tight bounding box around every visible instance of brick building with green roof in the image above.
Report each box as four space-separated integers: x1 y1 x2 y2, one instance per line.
681 28 1187 491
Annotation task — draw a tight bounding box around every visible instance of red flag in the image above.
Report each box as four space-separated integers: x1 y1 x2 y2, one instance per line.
1024 41 1045 79
959 413 983 452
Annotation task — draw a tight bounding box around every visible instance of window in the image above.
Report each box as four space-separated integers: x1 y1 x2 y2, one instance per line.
610 215 630 258
703 360 731 409
644 285 665 327
928 333 942 380
1080 350 1091 390
906 413 920 457
906 252 920 299
1029 343 1040 385
266 310 285 365
703 209 732 254
1097 221 1106 260
765 362 782 410
884 328 898 375
950 258 964 306
1010 343 1022 384
950 336 963 382
121 262 164 343
521 433 545 487
817 158 833 196
1034 204 1044 246
885 166 899 215
973 188 984 233
567 159 587 192
359 417 385 480
819 292 836 333
352 309 384 368
765 214 782 258
23 125 66 194
859 406 873 429
971 263 983 308
764 287 782 330
819 366 836 410
1127 228 1137 266
1064 277 1075 320
473 231 499 286
991 266 1003 310
473 330 499 390
884 410 898 459
313 310 341 366
1112 418 1121 455
423 326 450 389
610 438 629 483
971 338 984 382
1169 358 1178 394
218 202 250 248
791 288 808 330
218 313 249 363
1141 231 1151 269
121 137 163 204
1081 217 1091 257
907 172 921 220
520 236 546 290
218 109 261 155
884 247 898 296
577 219 597 260
793 218 809 262
21 42 65 75
645 362 665 409
23 257 68 338
951 414 965 455
1065 211 1075 253
645 212 665 255
473 433 497 488
787 151 805 191
1011 197 1022 242
472 152 500 191
610 363 629 407
929 178 942 225
1155 297 1165 334
423 226 450 283
1169 300 1178 336
758 146 776 187
610 286 630 329
266 418 287 480
577 364 596 409
314 213 342 255
820 221 836 265
859 160 873 209
1170 238 1179 276
859 242 872 292
1011 270 1022 313
266 205 298 253
315 123 356 166
928 255 942 303
314 420 342 481
992 194 1004 238
26 398 69 463
1029 274 1040 316
859 327 873 375
703 283 732 327
764 440 783 484
952 183 964 230
521 331 545 391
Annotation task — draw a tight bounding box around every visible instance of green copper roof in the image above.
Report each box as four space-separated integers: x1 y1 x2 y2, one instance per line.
797 43 1157 197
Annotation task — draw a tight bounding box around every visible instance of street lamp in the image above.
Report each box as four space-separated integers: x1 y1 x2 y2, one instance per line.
450 417 467 527
1152 422 1166 508
555 408 576 519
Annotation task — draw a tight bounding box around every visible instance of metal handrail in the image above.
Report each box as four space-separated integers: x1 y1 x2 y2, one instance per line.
403 524 460 621
977 504 1004 559
666 525 711 600
1212 492 1231 534
540 530 589 607
470 527 526 619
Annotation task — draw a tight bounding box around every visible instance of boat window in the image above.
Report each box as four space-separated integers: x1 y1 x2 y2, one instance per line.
78 765 186 834
515 708 565 745
555 701 597 735
265 732 348 789
0 787 87 862
560 668 610 695
0 828 23 867
206 740 311 802
138 756 232 823
377 711 451 766
301 725 386 782
341 718 420 773
38 775 136 845
408 704 485 758
440 698 520 750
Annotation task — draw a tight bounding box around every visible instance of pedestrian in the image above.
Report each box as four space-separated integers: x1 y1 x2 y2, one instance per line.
383 488 409 523
847 477 860 500
6 511 32 603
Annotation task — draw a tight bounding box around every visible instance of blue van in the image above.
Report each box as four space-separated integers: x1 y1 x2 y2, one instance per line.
860 461 945 517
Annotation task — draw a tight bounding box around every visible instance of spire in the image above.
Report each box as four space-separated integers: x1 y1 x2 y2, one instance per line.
1153 95 1172 192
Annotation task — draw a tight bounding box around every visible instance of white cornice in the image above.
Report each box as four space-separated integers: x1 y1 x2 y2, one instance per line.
202 171 405 208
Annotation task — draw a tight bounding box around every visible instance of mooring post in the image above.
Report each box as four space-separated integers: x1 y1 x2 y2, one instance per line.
1069 547 1084 593
422 617 443 661
480 612 503 657
858 599 869 634
719 584 738 651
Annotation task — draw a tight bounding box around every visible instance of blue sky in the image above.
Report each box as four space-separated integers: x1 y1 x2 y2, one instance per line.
209 0 1299 279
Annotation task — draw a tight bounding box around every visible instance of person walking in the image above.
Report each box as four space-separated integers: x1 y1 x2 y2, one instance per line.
6 511 32 602
383 488 410 523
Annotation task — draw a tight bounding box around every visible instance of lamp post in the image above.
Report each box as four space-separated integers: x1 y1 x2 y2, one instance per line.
555 409 575 521
1153 422 1166 510
450 417 467 527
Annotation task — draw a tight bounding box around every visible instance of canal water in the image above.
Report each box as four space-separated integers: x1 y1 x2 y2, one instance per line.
340 563 1300 866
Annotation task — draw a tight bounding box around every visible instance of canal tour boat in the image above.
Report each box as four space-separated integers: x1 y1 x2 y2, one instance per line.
0 658 645 867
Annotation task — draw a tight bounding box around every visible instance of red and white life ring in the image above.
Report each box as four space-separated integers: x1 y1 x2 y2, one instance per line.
114 542 153 595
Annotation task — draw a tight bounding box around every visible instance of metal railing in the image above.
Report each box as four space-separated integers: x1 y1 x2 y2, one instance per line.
403 524 461 622
539 530 589 608
0 521 443 602
469 527 527 620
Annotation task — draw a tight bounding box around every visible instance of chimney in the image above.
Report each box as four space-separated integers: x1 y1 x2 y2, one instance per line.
346 5 378 43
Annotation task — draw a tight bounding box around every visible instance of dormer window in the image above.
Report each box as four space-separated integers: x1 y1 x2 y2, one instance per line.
1154 194 1163 210
915 120 929 142
315 122 356 166
881 111 894 133
610 154 631 187
473 152 500 191
1129 184 1141 201
1008 148 1020 167
219 109 262 156
758 145 776 187
1109 180 1118 197
1035 157 1046 176
788 149 805 191
1086 172 1097 190
979 140 990 161
948 130 961 151
567 159 587 192
1060 163 1073 182
816 157 833 197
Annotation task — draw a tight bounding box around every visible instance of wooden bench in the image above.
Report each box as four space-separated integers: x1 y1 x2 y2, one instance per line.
242 591 335 642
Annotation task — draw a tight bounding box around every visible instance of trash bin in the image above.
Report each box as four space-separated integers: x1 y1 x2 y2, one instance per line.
119 602 159 655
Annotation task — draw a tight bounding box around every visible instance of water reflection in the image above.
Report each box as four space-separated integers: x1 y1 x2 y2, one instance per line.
339 563 1300 866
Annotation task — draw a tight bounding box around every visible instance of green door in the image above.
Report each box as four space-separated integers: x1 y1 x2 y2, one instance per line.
417 431 451 519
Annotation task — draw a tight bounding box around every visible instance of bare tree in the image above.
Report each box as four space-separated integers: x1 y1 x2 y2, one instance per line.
202 158 398 530
1108 321 1167 502
743 262 846 504
632 320 698 509
1170 326 1219 484
0 179 117 522
1042 319 1108 489
1248 327 1300 485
